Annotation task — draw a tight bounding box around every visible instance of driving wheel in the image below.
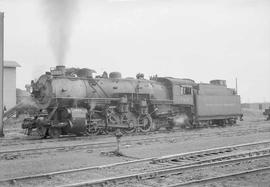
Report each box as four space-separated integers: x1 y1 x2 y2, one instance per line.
138 115 152 133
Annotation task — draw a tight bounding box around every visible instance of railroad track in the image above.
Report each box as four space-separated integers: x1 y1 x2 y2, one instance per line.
2 118 270 150
1 140 270 186
1 122 268 148
0 127 184 147
168 166 270 186
58 148 270 187
1 126 270 159
3 117 269 145
0 132 205 157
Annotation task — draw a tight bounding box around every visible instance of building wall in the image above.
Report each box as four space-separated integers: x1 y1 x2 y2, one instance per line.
242 103 270 110
3 67 16 110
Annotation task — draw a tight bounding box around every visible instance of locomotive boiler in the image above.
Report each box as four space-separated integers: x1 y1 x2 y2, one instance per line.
22 65 243 138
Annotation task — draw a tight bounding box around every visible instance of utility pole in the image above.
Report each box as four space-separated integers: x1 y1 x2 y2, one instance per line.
0 12 4 137
235 78 238 95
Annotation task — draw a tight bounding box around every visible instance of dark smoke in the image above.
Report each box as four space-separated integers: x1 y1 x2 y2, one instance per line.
42 0 78 65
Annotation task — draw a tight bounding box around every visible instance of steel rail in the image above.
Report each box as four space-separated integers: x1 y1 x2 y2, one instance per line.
0 134 188 155
1 143 270 186
169 166 270 187
1 122 267 146
0 157 155 184
152 147 270 169
1 138 270 156
0 141 116 155
56 151 270 187
0 127 191 148
152 139 270 163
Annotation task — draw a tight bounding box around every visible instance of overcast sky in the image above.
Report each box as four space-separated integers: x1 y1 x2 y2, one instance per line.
0 0 270 103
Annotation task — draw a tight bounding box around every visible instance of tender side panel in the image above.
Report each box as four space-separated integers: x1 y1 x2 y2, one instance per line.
198 84 234 95
195 95 241 119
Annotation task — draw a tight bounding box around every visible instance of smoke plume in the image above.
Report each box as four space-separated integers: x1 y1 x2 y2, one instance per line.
20 97 38 108
42 0 78 65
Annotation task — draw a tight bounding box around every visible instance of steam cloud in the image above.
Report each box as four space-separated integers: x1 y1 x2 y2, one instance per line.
173 114 189 128
3 97 38 120
89 100 96 111
42 0 78 65
20 97 38 108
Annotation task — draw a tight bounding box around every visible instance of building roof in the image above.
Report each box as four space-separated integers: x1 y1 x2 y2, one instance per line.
4 60 21 68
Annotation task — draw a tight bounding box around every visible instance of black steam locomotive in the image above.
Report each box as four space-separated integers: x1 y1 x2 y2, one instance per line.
22 66 242 138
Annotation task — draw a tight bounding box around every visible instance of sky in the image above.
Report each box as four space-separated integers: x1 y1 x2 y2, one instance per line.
0 0 269 103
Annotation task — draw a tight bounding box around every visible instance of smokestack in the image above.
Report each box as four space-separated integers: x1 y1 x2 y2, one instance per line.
42 0 78 65
56 65 66 75
56 65 66 72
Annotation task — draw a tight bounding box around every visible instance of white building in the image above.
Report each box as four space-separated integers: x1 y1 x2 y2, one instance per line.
3 60 20 110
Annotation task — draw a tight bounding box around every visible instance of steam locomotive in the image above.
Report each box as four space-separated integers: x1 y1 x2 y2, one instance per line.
22 65 242 138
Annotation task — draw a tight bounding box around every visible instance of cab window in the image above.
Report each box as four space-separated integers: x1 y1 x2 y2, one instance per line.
180 86 192 95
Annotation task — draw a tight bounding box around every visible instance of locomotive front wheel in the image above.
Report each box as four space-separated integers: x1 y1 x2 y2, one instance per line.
123 121 136 134
138 115 152 133
48 127 61 138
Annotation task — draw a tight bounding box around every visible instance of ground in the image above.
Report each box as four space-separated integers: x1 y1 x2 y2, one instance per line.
0 108 270 186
